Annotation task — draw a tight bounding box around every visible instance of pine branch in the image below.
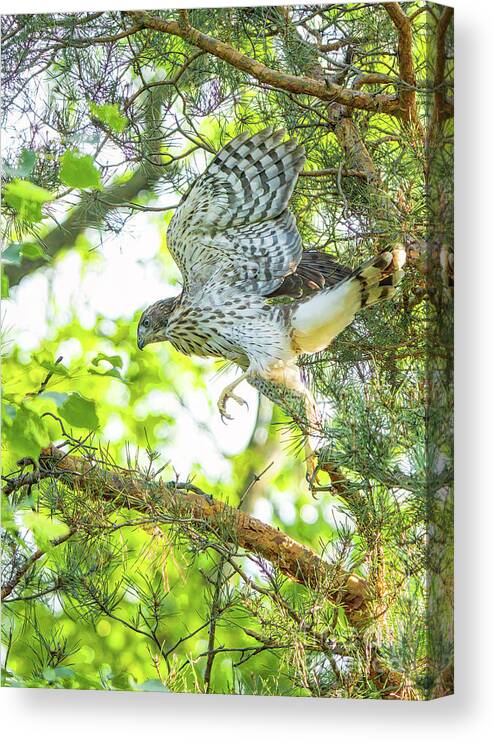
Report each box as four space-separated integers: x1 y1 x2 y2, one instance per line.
1 528 75 600
126 11 403 116
24 445 368 613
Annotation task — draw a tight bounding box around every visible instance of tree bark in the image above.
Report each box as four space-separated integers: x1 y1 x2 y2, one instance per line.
34 445 367 613
127 11 402 116
383 3 421 127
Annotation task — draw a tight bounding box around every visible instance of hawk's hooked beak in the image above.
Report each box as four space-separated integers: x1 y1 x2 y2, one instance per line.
137 338 145 351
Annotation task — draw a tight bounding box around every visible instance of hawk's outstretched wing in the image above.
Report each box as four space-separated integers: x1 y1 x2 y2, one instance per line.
167 127 306 297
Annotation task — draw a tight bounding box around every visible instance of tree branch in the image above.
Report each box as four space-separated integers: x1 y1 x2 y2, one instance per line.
1 528 75 600
30 446 367 613
383 3 421 127
126 11 402 116
431 7 454 130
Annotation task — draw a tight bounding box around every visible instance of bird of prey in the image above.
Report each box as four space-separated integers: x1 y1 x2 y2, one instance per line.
137 127 405 471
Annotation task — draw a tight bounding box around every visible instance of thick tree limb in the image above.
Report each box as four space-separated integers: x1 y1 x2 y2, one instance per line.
431 7 454 130
29 446 367 612
333 114 383 187
383 3 421 127
127 11 402 116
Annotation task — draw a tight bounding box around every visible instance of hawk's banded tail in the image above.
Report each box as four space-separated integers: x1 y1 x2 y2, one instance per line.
291 246 406 355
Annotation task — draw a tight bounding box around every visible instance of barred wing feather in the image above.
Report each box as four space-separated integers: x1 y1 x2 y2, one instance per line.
167 127 306 296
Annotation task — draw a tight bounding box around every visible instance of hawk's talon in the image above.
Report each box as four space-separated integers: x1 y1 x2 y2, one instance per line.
220 410 233 424
217 378 249 423
304 445 325 495
306 460 323 496
306 463 320 488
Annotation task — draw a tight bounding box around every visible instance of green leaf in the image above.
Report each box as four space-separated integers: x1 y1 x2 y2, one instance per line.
59 150 102 190
18 149 37 176
106 671 133 691
89 102 128 133
4 149 36 178
5 405 49 461
21 243 48 261
59 392 99 429
1 668 23 688
88 367 127 383
91 353 123 369
3 179 53 222
53 667 75 679
23 511 70 552
89 353 127 382
1 494 18 534
2 404 16 424
1 242 47 267
130 678 169 692
42 667 74 683
1 243 23 266
42 392 69 405
37 357 70 376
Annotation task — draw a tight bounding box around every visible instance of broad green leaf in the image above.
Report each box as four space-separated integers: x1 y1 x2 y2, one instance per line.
21 243 48 261
59 150 102 190
89 353 126 382
1 242 47 266
52 667 75 679
1 668 24 688
2 404 16 424
130 678 169 692
42 667 74 683
37 357 70 376
89 102 128 133
106 671 133 691
16 149 36 178
4 148 36 178
88 367 127 383
18 148 37 176
59 392 99 429
1 243 23 266
1 494 18 534
5 404 49 461
42 391 69 405
91 353 123 369
3 179 53 222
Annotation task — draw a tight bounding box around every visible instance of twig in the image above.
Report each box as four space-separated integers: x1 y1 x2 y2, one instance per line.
1 528 75 600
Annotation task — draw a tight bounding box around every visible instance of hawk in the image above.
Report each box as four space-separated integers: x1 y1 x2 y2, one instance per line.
137 128 405 471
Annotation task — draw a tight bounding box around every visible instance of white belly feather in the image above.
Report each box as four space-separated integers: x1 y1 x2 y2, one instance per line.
290 247 405 355
291 282 359 354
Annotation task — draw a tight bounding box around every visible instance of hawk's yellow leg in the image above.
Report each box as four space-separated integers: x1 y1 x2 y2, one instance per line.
301 387 324 490
304 439 319 485
217 372 250 422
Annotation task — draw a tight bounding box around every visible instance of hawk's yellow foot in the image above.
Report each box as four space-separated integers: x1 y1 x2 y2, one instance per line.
304 440 324 494
217 373 249 423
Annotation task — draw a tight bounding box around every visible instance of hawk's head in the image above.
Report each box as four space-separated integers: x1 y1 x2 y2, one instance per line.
137 297 177 350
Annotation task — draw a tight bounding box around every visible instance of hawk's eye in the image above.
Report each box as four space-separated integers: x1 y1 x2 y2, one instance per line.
142 318 150 329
